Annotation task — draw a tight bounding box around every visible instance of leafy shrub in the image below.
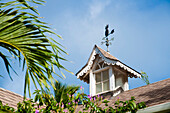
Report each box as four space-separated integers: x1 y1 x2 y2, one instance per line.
0 88 146 113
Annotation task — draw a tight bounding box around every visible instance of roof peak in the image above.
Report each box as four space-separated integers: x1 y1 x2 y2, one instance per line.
94 45 118 60
76 45 141 82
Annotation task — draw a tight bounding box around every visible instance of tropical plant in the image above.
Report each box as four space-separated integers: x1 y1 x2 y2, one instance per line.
54 81 80 107
0 0 70 97
0 89 146 113
140 71 150 85
0 100 15 113
80 95 146 113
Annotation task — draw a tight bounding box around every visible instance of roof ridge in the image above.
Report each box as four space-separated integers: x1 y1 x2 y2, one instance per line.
122 78 170 93
96 45 111 54
0 87 24 98
95 45 118 60
95 45 113 55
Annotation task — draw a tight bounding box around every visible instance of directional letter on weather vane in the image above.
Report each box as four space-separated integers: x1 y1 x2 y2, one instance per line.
101 24 114 52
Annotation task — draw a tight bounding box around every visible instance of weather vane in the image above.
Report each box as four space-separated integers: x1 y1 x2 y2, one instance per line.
101 24 114 52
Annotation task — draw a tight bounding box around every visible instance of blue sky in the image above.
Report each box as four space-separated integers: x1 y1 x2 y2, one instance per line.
0 0 170 96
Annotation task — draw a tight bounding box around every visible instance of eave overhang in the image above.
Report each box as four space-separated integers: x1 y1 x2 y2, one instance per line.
76 45 141 83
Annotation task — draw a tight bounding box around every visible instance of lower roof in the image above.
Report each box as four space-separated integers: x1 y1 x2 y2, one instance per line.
0 88 24 110
0 78 169 112
75 78 170 112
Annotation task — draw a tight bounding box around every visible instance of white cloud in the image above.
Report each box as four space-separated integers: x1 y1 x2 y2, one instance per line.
89 0 111 19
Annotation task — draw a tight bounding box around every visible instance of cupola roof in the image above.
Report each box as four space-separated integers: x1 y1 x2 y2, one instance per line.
76 45 141 83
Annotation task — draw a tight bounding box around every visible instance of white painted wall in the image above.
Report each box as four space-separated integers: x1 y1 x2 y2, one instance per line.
89 70 95 96
124 75 129 91
109 66 115 90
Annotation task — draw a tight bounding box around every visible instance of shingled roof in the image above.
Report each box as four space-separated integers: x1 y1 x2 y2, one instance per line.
76 45 141 83
97 46 118 60
0 88 24 110
0 78 170 112
75 78 170 112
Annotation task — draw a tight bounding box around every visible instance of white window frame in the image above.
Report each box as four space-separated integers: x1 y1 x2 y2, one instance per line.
94 64 110 94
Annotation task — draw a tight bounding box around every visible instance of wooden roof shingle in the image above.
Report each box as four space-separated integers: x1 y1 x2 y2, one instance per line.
0 88 24 110
75 78 170 112
0 78 170 112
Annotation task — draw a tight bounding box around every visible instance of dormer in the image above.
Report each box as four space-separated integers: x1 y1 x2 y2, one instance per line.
76 45 141 96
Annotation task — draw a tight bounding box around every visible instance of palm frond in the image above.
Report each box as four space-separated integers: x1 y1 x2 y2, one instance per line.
54 81 80 107
0 0 70 98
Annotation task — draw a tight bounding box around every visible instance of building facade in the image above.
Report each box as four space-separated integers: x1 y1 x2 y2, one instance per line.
76 45 141 96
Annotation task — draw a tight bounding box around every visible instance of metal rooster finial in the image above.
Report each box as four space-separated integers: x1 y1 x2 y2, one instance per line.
101 24 114 52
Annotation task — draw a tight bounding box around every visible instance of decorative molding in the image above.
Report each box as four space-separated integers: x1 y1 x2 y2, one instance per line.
77 49 97 78
77 47 141 78
115 62 141 78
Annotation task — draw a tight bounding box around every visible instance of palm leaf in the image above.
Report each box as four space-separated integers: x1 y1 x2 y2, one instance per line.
54 81 80 107
0 0 70 98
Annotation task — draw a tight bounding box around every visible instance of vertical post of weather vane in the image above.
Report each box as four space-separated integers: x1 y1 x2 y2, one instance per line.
101 24 114 52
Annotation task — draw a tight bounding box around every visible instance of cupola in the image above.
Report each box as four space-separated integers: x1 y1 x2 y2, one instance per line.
76 45 141 97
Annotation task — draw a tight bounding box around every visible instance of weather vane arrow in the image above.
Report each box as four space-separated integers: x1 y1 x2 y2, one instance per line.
101 24 114 52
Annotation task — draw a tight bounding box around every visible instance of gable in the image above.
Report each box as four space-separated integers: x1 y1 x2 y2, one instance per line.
76 45 141 83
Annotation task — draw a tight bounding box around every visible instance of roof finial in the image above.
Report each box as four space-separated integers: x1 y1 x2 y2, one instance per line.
101 24 114 52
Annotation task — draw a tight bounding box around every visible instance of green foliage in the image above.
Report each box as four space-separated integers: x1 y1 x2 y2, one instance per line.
109 97 146 113
0 0 70 97
0 100 15 113
141 71 150 85
16 99 37 113
0 88 146 113
81 95 146 113
54 81 80 107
